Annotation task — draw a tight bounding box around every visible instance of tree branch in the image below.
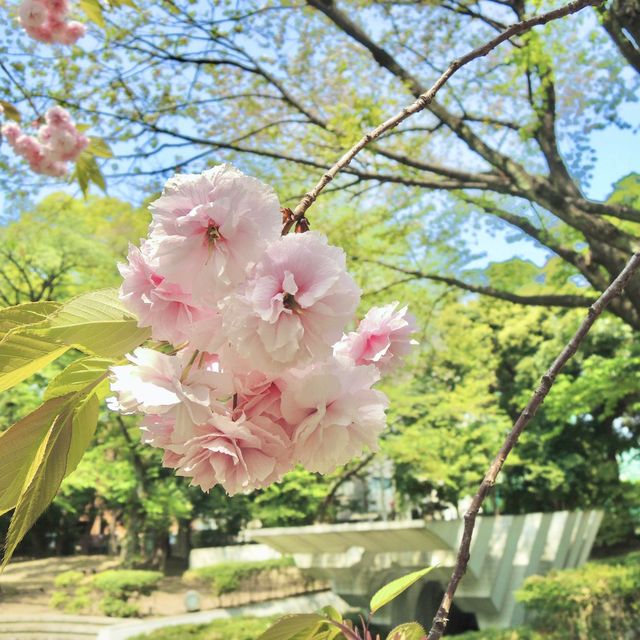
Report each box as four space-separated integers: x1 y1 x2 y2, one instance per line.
426 250 640 640
295 0 604 220
355 258 596 308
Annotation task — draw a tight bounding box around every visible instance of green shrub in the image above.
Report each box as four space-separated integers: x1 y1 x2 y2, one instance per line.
183 558 295 595
51 568 163 618
130 616 277 640
92 569 163 595
53 570 84 588
516 552 640 639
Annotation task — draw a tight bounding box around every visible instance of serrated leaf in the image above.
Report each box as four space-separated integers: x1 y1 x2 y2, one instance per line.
0 329 69 394
74 152 106 194
257 614 326 640
370 567 435 614
41 289 150 358
3 401 75 567
66 392 100 476
386 622 426 640
79 0 105 26
0 301 60 338
45 356 113 400
87 136 113 158
0 395 73 517
0 100 21 122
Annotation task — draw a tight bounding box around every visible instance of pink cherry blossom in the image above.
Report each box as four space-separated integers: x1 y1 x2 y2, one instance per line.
107 348 232 434
147 164 282 302
169 412 293 495
140 414 183 468
334 301 418 373
119 242 223 349
1 106 87 176
18 0 86 45
18 0 47 27
225 231 361 373
280 359 388 474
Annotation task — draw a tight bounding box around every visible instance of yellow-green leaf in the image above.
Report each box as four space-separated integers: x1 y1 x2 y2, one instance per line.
44 356 113 400
65 392 100 476
3 402 75 567
87 136 113 158
79 0 105 26
41 289 150 358
0 301 60 338
0 395 73 517
386 622 426 640
0 100 21 122
0 329 69 394
370 567 435 614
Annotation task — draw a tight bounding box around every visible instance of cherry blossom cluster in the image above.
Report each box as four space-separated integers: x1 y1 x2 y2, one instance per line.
1 106 88 176
108 164 417 495
18 0 86 45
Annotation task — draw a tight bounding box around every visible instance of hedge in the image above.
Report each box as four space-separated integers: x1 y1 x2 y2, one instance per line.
182 557 295 595
130 616 277 640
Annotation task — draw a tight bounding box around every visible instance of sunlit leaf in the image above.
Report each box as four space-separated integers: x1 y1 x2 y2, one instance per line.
0 100 21 122
79 0 105 26
87 137 113 158
386 622 426 640
370 567 435 614
45 356 113 400
41 289 150 358
0 394 73 517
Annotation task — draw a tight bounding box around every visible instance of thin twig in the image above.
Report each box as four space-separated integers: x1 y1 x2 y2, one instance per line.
293 0 602 220
426 251 640 640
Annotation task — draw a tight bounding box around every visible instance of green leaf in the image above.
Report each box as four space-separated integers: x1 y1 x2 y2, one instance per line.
0 329 69 394
41 289 150 358
257 614 326 640
87 136 113 158
74 152 107 195
0 395 73 517
320 606 342 623
386 622 426 640
370 567 435 614
79 0 105 26
0 301 60 338
66 392 100 476
3 400 76 567
44 356 113 400
0 100 21 122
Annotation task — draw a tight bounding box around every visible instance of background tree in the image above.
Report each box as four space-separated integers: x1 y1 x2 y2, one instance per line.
1 0 638 324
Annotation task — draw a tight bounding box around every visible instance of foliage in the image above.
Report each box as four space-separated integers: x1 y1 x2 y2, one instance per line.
515 552 640 639
454 629 543 640
183 558 296 596
51 568 162 617
129 617 278 640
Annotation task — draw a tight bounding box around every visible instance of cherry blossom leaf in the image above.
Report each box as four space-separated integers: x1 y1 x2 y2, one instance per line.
2 400 75 567
0 394 73 517
386 622 426 640
370 567 435 614
40 289 150 358
0 329 69 394
74 152 106 195
79 0 105 27
0 301 60 338
44 356 113 400
0 100 21 122
65 392 100 476
87 136 113 158
257 614 326 640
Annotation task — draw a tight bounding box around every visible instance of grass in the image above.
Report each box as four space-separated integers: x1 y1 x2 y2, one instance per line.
130 616 277 640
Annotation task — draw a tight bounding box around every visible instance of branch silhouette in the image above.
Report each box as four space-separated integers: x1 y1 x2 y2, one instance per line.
426 250 640 640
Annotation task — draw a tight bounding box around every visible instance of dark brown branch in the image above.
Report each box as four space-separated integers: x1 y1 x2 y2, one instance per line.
357 257 595 308
426 250 640 640
295 0 603 220
316 453 376 523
